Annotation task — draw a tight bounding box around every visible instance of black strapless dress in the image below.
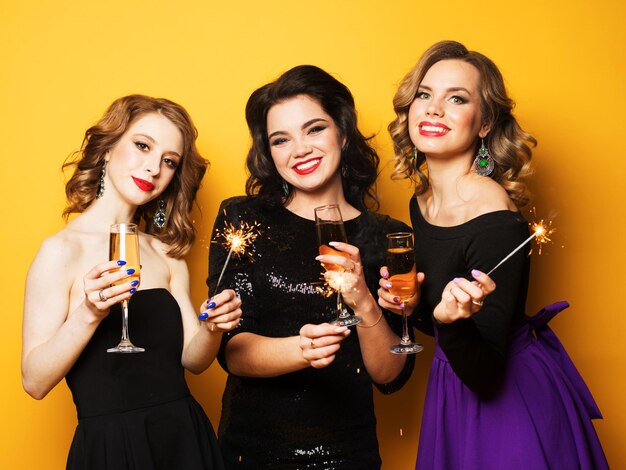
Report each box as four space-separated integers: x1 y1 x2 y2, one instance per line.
65 288 224 470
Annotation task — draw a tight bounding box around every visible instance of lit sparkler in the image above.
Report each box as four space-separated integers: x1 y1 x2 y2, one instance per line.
212 219 260 294
317 271 358 296
486 211 555 276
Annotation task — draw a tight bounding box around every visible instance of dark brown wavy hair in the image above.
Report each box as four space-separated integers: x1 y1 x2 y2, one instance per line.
389 40 535 208
63 94 208 258
244 65 379 211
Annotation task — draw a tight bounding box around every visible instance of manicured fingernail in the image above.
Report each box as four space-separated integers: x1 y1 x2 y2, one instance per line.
471 269 482 277
315 256 323 261
385 282 392 289
130 288 137 294
126 268 135 275
453 277 461 284
117 260 127 266
130 280 139 287
206 301 216 309
393 296 400 303
400 303 406 308
198 312 209 321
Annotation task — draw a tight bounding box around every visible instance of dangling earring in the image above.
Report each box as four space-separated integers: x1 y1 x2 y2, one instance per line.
96 162 106 199
473 139 494 176
282 180 290 197
341 163 349 178
153 199 167 229
411 147 419 171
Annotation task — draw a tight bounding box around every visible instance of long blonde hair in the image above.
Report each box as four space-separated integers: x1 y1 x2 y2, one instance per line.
63 95 208 258
389 40 535 208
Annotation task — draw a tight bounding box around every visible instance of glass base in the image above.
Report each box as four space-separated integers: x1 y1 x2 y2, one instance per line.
107 340 145 353
389 341 423 355
331 315 362 327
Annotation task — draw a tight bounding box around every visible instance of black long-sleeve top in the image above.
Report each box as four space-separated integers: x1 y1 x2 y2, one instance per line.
409 196 530 394
207 196 415 469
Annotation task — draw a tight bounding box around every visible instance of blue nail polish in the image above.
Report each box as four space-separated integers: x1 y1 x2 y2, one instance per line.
126 268 135 275
206 301 216 309
117 260 127 266
130 288 137 294
198 312 209 321
130 280 139 287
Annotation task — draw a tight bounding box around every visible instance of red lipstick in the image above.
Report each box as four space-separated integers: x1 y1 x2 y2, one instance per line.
418 121 450 137
292 158 322 175
132 177 155 192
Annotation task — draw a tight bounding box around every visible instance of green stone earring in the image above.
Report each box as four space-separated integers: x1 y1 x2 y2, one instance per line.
411 147 419 171
473 138 494 176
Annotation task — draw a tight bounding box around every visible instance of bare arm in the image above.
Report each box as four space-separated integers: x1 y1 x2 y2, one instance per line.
173 257 242 374
21 238 134 399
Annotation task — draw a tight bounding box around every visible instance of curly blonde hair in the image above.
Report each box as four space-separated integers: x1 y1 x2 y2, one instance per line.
63 95 208 258
389 40 535 208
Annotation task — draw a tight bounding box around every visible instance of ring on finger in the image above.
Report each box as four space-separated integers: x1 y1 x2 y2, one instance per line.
209 323 217 332
310 339 316 349
471 299 484 307
98 290 108 302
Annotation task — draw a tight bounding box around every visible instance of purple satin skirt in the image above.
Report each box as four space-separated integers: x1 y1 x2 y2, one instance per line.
416 302 608 470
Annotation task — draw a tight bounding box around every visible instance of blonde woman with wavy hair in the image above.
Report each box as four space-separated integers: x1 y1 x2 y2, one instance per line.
379 41 607 469
22 95 240 470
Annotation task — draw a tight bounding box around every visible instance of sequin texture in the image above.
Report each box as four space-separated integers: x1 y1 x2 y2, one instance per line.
207 197 415 469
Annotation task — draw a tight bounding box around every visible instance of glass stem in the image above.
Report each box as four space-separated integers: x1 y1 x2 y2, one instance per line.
337 291 347 319
400 306 411 345
121 299 130 343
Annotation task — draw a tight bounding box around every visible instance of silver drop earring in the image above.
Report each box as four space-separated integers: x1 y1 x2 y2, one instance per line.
96 162 106 199
282 180 290 197
153 199 167 229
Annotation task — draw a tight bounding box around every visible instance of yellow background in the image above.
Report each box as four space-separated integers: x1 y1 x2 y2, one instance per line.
2 1 624 468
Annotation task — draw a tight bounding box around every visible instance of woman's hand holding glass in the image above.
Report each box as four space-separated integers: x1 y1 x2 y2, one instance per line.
378 267 425 317
315 241 370 311
433 270 496 324
198 290 242 333
314 204 362 327
82 259 138 319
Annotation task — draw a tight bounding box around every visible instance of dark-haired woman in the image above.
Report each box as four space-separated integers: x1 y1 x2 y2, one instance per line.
22 95 241 469
208 65 414 469
379 40 608 469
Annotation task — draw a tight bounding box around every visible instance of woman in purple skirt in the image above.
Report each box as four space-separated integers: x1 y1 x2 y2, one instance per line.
379 40 608 469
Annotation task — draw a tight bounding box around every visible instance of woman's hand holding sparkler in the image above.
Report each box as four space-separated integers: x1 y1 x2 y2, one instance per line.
433 270 496 324
198 289 242 333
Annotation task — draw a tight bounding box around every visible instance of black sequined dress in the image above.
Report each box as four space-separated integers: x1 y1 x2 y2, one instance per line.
65 289 225 470
207 197 414 470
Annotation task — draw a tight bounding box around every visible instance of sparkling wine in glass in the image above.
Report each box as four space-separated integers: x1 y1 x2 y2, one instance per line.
314 204 361 327
107 223 144 353
386 232 423 354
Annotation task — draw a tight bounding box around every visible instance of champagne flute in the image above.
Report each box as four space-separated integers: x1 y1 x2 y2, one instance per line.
107 223 144 353
314 204 361 327
386 232 423 354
